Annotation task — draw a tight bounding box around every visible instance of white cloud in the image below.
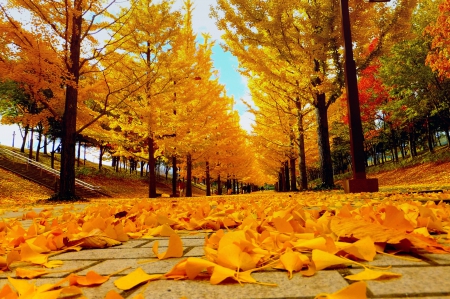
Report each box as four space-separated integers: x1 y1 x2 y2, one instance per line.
173 0 223 41
240 111 255 134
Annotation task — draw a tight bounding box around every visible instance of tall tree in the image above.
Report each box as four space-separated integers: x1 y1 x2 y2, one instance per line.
0 0 138 199
212 0 417 188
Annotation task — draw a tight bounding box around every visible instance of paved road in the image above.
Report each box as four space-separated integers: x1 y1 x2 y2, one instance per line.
1 203 450 299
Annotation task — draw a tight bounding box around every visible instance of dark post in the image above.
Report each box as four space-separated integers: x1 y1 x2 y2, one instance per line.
186 153 192 197
172 155 177 196
12 131 15 147
340 0 379 193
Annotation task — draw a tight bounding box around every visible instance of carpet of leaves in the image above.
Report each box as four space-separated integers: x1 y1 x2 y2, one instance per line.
0 191 449 299
0 168 53 208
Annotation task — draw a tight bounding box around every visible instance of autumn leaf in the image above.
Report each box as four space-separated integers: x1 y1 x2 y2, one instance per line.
337 237 377 261
277 247 307 279
345 268 402 281
69 229 122 248
72 270 110 286
114 267 162 290
152 233 184 259
104 290 125 299
16 268 49 279
312 249 353 271
314 281 367 299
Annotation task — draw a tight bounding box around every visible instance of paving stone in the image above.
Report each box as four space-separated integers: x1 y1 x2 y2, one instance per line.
76 258 185 275
0 260 97 278
355 253 429 268
51 247 167 260
420 253 450 265
114 239 151 248
128 270 348 299
142 238 205 247
183 246 205 257
0 277 122 299
177 232 210 239
378 297 450 299
349 266 450 296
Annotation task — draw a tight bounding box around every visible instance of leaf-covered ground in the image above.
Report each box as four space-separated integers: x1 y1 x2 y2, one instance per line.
1 161 450 298
0 168 53 209
0 190 449 298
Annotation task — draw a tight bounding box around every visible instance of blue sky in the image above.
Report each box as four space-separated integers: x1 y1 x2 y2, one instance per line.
183 0 255 132
0 0 254 148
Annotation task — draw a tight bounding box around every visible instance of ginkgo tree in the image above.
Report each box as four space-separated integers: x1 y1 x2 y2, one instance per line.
212 0 417 188
0 0 154 199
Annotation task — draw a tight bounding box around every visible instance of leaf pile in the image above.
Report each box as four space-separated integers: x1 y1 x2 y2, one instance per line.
0 191 449 298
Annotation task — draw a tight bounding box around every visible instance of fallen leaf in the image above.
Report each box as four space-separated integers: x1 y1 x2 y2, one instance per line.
314 281 367 299
152 233 183 259
114 268 162 290
345 268 402 281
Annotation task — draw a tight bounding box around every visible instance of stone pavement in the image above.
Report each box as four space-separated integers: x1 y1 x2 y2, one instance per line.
1 205 450 299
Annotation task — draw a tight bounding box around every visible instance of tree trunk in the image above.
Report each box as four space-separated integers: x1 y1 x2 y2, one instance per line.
284 160 290 192
51 139 56 169
206 161 211 196
426 117 434 153
21 125 29 153
278 170 283 192
59 1 82 199
98 145 104 170
391 129 398 162
148 137 157 198
172 155 177 196
217 174 222 195
290 158 297 191
445 127 450 148
77 140 81 167
36 129 42 162
186 153 192 197
29 127 34 160
43 135 48 155
141 161 145 177
296 108 308 190
315 93 334 187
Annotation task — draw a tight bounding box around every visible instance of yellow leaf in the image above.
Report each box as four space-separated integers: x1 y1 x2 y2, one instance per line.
185 257 217 279
338 237 376 261
114 268 162 290
76 270 110 286
16 268 49 279
7 250 21 268
345 268 402 281
157 223 174 236
104 290 125 299
60 286 83 297
153 234 183 260
20 243 48 265
8 276 34 295
314 281 367 299
279 248 304 279
210 264 236 285
0 284 17 298
312 249 352 271
44 260 64 268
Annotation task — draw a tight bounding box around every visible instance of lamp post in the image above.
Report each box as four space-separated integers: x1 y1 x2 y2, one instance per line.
340 0 389 193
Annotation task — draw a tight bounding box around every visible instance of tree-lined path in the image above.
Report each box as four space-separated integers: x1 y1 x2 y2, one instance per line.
2 0 450 298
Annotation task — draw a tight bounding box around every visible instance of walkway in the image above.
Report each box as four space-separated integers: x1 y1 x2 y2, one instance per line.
0 198 449 299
